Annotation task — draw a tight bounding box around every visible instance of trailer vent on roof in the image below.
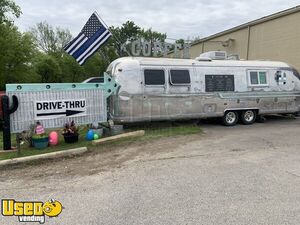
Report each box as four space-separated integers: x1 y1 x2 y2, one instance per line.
194 57 212 61
199 51 227 60
227 54 240 60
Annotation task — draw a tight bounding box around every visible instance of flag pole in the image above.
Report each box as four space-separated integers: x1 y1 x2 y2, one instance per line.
94 11 132 57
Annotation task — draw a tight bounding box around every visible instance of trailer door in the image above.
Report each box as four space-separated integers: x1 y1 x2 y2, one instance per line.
142 68 167 120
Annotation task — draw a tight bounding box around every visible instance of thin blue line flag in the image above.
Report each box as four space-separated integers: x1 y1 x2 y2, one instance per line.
64 12 112 65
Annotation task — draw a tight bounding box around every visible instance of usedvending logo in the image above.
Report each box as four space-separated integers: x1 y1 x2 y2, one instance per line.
1 199 63 224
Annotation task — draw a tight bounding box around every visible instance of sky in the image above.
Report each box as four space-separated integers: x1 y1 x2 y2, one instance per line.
14 0 300 41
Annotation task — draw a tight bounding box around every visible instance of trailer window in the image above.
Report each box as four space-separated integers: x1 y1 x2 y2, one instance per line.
250 72 259 84
291 68 300 80
144 69 165 85
170 70 191 85
278 66 300 80
248 71 268 86
205 75 235 92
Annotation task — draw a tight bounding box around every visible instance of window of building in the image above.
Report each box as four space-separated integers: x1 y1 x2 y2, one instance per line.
144 69 165 85
248 71 268 86
169 70 191 85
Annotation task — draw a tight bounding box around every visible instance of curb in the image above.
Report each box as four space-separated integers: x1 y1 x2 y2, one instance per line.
92 130 145 145
0 147 88 167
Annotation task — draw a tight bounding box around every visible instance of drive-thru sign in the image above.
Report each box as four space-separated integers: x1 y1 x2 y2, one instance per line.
34 99 87 120
5 73 120 133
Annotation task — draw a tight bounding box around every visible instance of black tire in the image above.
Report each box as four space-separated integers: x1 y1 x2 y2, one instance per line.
222 111 239 126
240 110 257 125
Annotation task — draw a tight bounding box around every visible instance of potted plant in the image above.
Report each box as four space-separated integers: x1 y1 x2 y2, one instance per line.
62 121 79 143
32 121 49 149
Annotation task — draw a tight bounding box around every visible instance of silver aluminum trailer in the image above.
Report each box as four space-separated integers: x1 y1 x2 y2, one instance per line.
106 55 300 125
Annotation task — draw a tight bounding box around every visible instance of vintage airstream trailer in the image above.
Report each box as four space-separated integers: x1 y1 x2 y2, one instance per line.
106 53 300 125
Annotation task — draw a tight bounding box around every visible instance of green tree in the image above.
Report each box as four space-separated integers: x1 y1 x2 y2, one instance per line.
106 21 167 57
175 38 185 46
0 0 21 24
109 21 141 56
58 54 86 83
30 21 72 54
0 1 38 90
140 28 167 43
83 53 109 79
0 26 38 90
29 21 87 83
35 54 62 82
139 28 167 56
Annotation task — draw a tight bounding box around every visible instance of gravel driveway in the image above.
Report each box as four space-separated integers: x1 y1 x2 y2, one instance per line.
0 116 300 225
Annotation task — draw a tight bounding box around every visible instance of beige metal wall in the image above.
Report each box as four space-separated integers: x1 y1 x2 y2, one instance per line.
200 28 249 58
248 12 300 69
170 10 300 70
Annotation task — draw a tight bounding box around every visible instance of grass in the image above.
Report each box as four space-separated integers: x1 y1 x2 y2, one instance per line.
0 121 201 161
129 121 201 140
0 126 90 160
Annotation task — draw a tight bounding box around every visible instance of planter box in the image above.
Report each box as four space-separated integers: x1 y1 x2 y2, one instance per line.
32 137 49 150
91 128 103 137
103 125 124 136
63 133 79 143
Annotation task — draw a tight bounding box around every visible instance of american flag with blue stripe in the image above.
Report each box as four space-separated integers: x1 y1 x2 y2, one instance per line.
64 12 112 65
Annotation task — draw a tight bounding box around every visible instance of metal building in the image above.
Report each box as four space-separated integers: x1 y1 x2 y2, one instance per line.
170 6 300 70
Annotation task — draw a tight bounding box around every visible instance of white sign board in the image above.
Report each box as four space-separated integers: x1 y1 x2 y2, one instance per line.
7 89 107 133
34 99 87 120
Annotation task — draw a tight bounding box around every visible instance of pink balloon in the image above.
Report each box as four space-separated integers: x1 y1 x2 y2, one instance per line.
49 131 59 146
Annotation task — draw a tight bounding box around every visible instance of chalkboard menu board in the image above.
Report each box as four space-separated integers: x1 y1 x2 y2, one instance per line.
205 75 235 92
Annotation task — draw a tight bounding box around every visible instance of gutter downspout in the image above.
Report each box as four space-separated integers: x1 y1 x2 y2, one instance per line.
246 25 251 60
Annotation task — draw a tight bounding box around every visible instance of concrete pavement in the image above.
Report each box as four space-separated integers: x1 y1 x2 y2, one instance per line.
0 116 299 225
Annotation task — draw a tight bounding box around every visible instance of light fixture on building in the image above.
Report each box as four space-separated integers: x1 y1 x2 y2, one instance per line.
221 38 234 47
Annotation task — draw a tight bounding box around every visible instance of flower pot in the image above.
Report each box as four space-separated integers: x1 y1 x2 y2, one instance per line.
32 137 49 150
63 133 79 143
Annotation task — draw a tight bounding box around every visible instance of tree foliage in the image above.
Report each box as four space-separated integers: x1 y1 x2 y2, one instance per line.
0 1 171 91
0 0 21 24
140 28 167 43
35 54 62 82
108 21 167 57
0 25 38 89
30 21 72 54
0 0 37 90
109 21 141 56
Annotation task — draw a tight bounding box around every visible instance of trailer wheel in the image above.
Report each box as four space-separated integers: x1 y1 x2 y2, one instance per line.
240 110 256 125
222 111 238 126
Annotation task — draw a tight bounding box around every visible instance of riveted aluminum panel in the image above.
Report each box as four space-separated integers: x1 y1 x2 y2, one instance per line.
7 89 106 133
